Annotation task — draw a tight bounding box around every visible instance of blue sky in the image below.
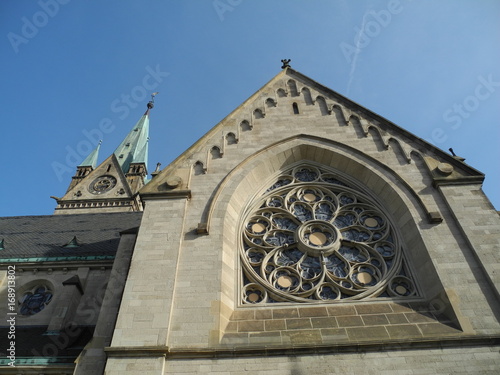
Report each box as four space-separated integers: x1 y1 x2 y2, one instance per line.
1 0 499 216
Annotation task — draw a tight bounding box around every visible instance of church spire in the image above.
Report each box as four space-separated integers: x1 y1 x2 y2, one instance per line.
64 141 102 193
79 140 101 168
113 94 157 174
54 95 159 214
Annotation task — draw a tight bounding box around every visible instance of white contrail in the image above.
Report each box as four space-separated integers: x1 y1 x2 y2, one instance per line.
347 9 369 96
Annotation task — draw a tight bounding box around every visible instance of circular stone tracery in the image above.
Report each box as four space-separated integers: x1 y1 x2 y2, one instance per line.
296 220 341 256
241 164 417 304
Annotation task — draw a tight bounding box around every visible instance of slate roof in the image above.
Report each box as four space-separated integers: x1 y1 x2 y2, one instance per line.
0 212 142 261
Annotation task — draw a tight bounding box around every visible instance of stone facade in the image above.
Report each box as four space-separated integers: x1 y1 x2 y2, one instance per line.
1 68 499 374
103 68 500 374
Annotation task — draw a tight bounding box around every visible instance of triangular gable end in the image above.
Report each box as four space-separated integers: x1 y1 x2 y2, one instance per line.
54 154 140 214
142 67 484 200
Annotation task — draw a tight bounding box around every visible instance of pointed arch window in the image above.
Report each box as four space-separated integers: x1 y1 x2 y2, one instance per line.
240 163 418 304
287 79 299 97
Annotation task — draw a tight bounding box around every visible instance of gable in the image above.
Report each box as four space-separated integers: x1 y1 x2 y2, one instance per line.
142 68 484 201
55 154 136 213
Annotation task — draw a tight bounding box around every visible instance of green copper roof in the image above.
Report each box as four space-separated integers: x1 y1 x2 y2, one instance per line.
133 139 149 168
0 356 75 366
0 255 115 263
79 141 101 168
114 108 150 173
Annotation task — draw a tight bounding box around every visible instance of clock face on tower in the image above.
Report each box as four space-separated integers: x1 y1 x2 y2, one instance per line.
89 175 117 194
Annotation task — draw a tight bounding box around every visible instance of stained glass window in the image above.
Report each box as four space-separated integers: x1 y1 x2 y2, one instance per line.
19 285 53 315
241 164 418 304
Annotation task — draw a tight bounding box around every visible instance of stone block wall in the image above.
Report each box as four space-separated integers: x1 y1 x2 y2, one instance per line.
102 70 500 374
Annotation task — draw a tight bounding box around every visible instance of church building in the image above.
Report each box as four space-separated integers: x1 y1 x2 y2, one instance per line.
1 65 500 374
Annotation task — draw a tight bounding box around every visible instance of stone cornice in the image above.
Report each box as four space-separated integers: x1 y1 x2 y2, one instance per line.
104 335 500 359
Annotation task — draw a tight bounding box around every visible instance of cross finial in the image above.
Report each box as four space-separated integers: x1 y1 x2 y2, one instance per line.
281 59 291 69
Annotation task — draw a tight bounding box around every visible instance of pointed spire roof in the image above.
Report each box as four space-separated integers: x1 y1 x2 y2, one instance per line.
133 139 149 168
79 140 101 168
114 97 155 173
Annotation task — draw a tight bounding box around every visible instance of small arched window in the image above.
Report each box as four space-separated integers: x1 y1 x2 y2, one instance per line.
287 79 299 97
226 132 237 145
266 98 276 108
302 87 313 105
194 161 206 175
253 108 264 119
293 102 299 115
240 120 252 132
211 146 222 159
316 96 330 116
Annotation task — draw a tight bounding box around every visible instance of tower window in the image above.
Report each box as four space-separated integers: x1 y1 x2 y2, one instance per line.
293 102 299 114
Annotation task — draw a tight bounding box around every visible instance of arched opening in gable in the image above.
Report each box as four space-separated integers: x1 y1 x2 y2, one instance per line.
206 137 462 345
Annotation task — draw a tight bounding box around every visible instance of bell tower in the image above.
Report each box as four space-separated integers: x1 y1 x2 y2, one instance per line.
53 95 157 214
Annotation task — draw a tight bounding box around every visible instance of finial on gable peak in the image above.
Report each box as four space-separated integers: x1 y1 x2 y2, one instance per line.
281 59 291 69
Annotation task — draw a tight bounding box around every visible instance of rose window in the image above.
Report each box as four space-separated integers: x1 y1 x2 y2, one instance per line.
240 165 418 304
19 285 53 315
